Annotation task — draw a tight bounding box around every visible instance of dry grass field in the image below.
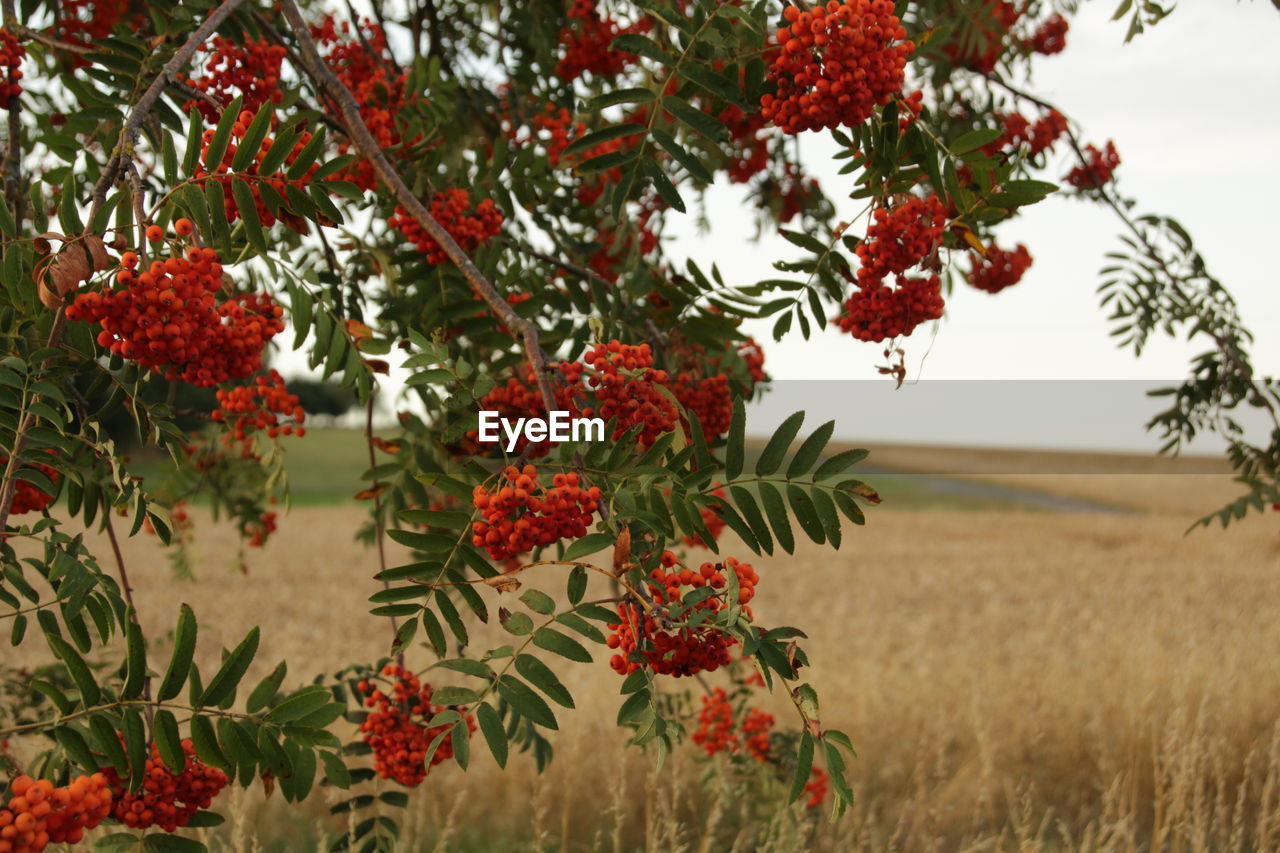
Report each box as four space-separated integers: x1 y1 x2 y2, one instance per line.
6 446 1280 852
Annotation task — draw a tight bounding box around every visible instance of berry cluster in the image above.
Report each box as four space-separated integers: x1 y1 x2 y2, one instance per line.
1 453 58 516
775 163 821 224
990 109 1068 157
212 369 307 443
519 103 631 205
1066 141 1120 190
855 195 947 289
570 341 681 448
607 555 759 677
471 466 601 561
720 104 772 184
102 740 229 831
969 242 1032 294
693 689 776 762
242 510 277 548
804 766 829 808
183 37 286 122
556 0 651 81
356 665 475 787
0 774 113 851
389 189 503 265
312 16 412 191
942 0 1019 72
837 194 947 343
66 242 285 387
738 337 768 387
761 1 914 134
56 0 135 52
1027 14 1069 55
0 29 24 110
194 108 320 228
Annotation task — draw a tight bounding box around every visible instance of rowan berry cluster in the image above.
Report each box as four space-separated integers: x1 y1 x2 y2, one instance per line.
804 766 829 808
0 29 24 110
761 1 914 134
242 510 277 548
692 688 776 761
574 341 682 448
212 370 307 443
776 163 821 224
738 337 768 386
556 0 651 81
518 104 629 205
312 16 412 190
1 454 57 516
607 555 759 677
942 0 1019 72
991 109 1068 157
57 0 135 51
183 37 286 122
838 275 944 343
357 665 475 787
969 242 1032 293
471 466 601 561
388 189 504 265
66 242 285 387
586 216 660 282
855 195 947 288
102 740 229 832
194 108 320 228
720 104 771 184
1027 14 1069 55
0 773 113 852
1066 141 1120 190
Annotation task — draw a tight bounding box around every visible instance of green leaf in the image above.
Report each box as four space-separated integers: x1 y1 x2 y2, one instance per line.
267 686 334 724
476 703 507 768
90 715 128 771
182 107 204 177
320 750 351 788
496 675 558 729
787 484 825 545
757 482 794 553
756 411 805 477
217 718 262 766
651 128 713 183
680 62 747 107
561 532 611 562
46 632 100 706
813 448 869 480
951 127 1003 154
663 96 728 142
142 833 208 852
122 617 146 699
520 589 556 615
286 127 327 179
789 731 815 803
725 397 746 480
610 32 675 65
246 660 287 713
231 177 268 254
191 714 231 772
729 485 773 554
202 96 243 177
533 627 593 663
231 103 274 172
198 626 260 708
787 420 834 478
122 710 147 790
641 160 685 213
55 726 99 771
515 654 575 708
562 123 647 159
582 87 656 112
154 709 186 773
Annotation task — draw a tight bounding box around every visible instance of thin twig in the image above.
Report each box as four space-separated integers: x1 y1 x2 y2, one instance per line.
274 0 558 413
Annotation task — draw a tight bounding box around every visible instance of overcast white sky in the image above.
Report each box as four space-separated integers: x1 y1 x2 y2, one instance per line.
286 2 1279 452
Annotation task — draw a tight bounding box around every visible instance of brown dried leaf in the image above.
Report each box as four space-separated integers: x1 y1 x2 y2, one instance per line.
353 485 386 501
485 575 523 593
38 278 64 309
612 525 632 576
365 359 391 375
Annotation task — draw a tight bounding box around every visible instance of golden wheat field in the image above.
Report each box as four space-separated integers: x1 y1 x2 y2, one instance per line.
7 453 1280 852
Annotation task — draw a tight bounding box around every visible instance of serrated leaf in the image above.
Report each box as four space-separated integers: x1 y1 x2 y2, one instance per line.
198 626 259 708
787 420 835 478
756 411 805 477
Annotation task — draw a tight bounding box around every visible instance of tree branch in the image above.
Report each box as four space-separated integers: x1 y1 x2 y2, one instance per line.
275 0 558 413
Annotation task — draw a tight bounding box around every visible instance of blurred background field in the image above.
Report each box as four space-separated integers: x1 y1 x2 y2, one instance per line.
8 436 1280 852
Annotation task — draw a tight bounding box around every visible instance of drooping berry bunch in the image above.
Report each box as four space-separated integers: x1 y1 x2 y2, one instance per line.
760 0 914 134
804 766 830 808
556 0 651 82
854 194 947 289
102 740 229 832
990 109 1069 158
607 554 760 677
66 241 285 387
942 0 1020 73
242 510 277 548
311 15 412 190
570 341 681 447
212 369 307 443
1 452 58 516
0 29 24 109
836 194 947 343
0 773 113 851
183 37 286 122
738 337 768 387
356 665 475 787
1027 14 1069 55
969 242 1032 293
692 687 776 762
56 0 136 51
1066 141 1120 190
837 275 944 343
193 108 320 228
388 188 504 265
471 466 601 561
